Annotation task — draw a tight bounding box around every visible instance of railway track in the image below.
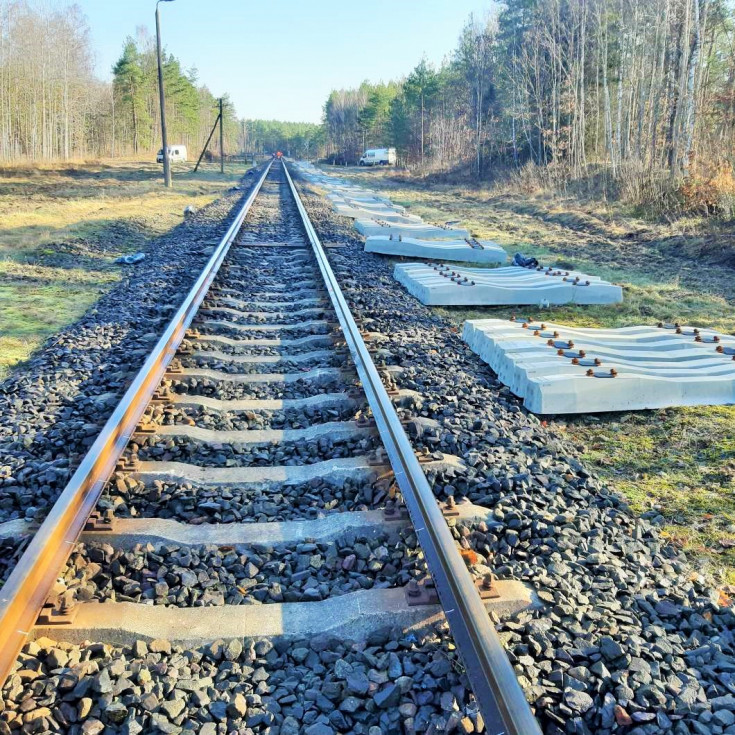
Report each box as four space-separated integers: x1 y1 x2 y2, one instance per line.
0 161 541 735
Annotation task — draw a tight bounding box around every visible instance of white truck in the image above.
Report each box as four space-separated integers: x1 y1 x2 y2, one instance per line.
157 145 188 163
359 147 396 166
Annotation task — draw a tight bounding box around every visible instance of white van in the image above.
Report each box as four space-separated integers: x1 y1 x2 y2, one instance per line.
359 148 396 166
157 145 188 163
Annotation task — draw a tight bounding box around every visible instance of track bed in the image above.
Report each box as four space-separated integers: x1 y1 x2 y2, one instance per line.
0 163 536 735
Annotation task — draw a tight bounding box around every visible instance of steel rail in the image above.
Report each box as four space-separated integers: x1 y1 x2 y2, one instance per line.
0 160 273 686
283 161 542 735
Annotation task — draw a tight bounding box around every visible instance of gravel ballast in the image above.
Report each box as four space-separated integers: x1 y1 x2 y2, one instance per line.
188 334 335 358
152 402 362 433
0 535 31 586
62 532 419 606
180 352 343 374
132 430 378 468
8 160 729 734
1 624 484 735
103 475 383 524
1 165 487 735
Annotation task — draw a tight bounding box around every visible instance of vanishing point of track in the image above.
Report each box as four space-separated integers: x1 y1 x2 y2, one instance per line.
0 160 541 734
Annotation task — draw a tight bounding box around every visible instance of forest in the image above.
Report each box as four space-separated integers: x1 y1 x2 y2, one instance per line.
0 1 245 161
323 0 735 212
5 0 735 213
243 120 323 159
0 1 322 164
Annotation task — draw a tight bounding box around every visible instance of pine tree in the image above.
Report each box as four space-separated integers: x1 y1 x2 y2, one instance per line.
404 58 440 166
112 39 145 153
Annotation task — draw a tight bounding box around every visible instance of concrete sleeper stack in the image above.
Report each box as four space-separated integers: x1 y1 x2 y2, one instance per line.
364 236 507 264
394 263 623 305
356 220 472 240
463 317 735 414
290 161 483 245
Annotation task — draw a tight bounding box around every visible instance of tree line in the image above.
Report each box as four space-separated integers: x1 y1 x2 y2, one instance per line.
243 120 323 159
0 1 243 162
6 0 733 212
111 35 241 159
323 0 735 206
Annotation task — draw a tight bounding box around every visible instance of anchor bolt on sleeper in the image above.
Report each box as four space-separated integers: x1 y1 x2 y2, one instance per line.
405 578 440 606
36 592 77 626
84 509 116 533
439 495 461 517
383 499 410 522
586 368 618 378
475 572 501 600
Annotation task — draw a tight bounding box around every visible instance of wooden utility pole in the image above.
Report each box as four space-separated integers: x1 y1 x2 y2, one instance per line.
219 97 224 173
155 0 174 188
193 103 222 173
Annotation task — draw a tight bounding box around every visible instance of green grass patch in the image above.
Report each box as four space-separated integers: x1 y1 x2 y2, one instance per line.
0 277 112 379
558 406 735 583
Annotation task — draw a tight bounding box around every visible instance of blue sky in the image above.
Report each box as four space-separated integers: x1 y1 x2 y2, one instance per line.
73 0 494 123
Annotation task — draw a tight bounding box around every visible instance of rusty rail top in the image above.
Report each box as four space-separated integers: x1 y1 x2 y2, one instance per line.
282 161 542 735
0 160 273 685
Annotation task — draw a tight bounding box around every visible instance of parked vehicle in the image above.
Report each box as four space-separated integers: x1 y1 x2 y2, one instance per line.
359 147 396 166
157 145 188 163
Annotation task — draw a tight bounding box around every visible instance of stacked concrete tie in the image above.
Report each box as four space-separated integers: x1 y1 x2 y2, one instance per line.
357 221 473 240
365 234 508 263
291 161 347 189
291 162 421 226
329 198 424 224
463 317 735 414
326 192 394 206
326 188 423 225
290 161 494 251
394 262 622 304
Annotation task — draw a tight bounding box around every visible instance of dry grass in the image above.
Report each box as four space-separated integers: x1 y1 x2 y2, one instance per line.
564 406 735 583
0 158 250 379
325 163 735 584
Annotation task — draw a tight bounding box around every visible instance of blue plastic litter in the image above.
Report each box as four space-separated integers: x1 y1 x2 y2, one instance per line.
115 252 146 265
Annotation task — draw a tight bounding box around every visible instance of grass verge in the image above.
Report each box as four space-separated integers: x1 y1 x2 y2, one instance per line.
0 158 250 379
